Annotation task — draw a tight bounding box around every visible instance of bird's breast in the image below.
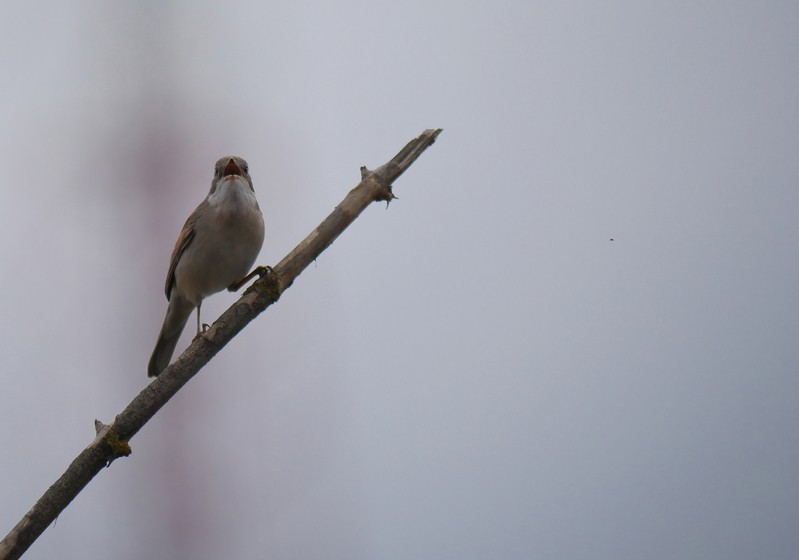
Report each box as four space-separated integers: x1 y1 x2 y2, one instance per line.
173 184 264 302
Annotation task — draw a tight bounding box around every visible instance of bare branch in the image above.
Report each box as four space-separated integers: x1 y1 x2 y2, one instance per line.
0 128 442 560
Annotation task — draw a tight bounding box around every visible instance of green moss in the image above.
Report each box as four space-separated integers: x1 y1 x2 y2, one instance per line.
105 428 132 458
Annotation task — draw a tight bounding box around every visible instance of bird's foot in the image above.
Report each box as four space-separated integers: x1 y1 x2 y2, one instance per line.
228 265 274 292
192 324 211 340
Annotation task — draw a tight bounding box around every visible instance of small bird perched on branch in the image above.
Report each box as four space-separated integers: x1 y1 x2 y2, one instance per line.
147 156 265 377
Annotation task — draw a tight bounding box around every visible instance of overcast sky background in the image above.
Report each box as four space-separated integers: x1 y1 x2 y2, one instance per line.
2 1 798 559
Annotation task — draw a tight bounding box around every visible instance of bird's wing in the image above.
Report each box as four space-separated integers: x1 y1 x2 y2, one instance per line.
164 199 206 300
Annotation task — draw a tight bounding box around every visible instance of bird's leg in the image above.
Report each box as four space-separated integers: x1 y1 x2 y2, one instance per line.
193 301 211 338
228 265 273 292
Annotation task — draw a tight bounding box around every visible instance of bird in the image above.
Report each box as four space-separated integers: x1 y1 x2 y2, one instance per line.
147 156 265 377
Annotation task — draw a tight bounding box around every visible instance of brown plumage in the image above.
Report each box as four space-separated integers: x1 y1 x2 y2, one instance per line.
148 156 265 377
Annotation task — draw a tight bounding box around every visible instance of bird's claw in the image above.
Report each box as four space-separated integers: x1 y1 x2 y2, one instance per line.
229 265 274 292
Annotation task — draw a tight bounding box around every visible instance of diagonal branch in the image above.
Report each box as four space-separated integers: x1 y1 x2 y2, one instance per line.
0 128 442 560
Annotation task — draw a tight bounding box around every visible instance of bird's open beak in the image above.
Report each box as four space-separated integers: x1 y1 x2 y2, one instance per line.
223 158 242 177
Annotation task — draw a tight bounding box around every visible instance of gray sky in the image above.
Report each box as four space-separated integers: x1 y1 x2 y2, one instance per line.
2 1 798 559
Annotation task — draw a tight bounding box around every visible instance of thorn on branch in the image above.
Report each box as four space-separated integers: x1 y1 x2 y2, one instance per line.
377 186 396 205
94 420 132 467
360 165 397 205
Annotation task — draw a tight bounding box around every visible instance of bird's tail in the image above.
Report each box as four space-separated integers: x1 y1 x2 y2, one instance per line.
147 296 195 377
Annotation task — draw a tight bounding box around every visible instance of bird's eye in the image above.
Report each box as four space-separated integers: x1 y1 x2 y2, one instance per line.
242 163 249 173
